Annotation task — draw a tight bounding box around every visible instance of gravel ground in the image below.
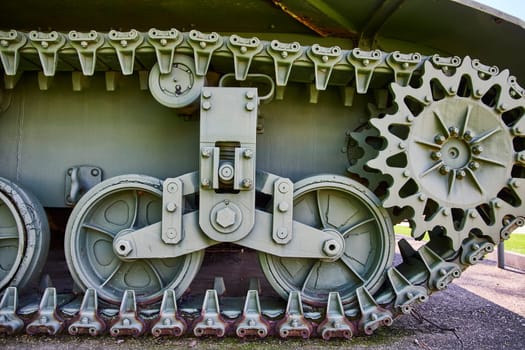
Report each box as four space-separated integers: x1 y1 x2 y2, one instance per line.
1 249 523 349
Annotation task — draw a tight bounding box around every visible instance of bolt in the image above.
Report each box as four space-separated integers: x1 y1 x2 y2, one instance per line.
216 207 236 228
406 115 414 122
246 90 255 100
322 55 328 62
0 40 8 47
448 126 459 137
434 135 446 144
456 170 466 179
469 161 480 170
164 318 172 325
323 239 341 257
240 46 247 53
418 194 427 201
510 179 520 188
281 51 288 58
519 153 525 162
278 201 289 212
248 319 255 327
403 170 410 178
424 96 431 103
166 202 177 212
494 199 502 208
201 178 210 187
246 102 255 111
463 130 473 141
202 101 211 110
474 89 483 98
431 151 442 160
469 211 478 218
202 89 212 99
160 38 167 46
472 145 483 155
200 41 207 49
399 142 406 150
402 62 409 69
472 243 480 251
41 41 49 48
363 59 370 66
242 178 253 189
80 40 88 48
91 168 100 177
439 268 447 276
407 292 414 299
449 87 456 94
442 209 449 216
201 148 211 158
439 166 450 175
120 39 128 48
167 181 178 193
243 149 253 158
512 127 522 136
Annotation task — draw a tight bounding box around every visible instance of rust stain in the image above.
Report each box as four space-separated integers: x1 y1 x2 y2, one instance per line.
271 0 330 37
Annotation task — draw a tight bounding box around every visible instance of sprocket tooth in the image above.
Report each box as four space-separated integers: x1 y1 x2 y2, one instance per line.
0 287 24 335
418 245 461 290
317 292 355 340
110 290 145 337
356 286 393 335
193 289 227 337
235 290 269 338
276 291 312 339
151 289 186 337
26 287 64 335
68 288 106 336
398 238 418 262
387 268 428 314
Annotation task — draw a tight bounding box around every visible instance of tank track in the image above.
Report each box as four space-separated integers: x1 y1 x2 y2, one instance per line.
0 28 524 339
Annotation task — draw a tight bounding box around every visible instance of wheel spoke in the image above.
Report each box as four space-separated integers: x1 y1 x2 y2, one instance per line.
316 190 329 229
473 155 506 167
471 126 501 144
433 110 450 137
339 255 366 284
461 105 472 136
99 261 123 288
301 261 321 292
145 260 165 289
82 223 116 239
415 138 441 149
130 190 139 229
466 168 485 194
420 160 444 178
448 169 457 196
342 218 375 238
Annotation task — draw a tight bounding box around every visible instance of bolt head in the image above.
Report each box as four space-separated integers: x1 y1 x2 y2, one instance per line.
472 145 483 155
166 202 177 212
202 101 211 110
323 239 341 257
243 149 253 158
278 201 289 212
216 207 236 228
115 240 133 256
434 135 446 144
246 102 255 111
242 178 253 189
448 126 459 137
431 151 442 160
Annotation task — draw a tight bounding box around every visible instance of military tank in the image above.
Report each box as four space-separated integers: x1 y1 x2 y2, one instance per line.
0 0 523 339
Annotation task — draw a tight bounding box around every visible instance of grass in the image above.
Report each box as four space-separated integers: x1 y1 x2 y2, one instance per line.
394 224 525 255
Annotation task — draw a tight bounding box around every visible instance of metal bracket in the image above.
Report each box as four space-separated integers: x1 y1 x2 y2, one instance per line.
317 292 355 340
226 35 263 81
306 44 342 90
151 289 186 337
272 178 293 244
266 40 302 86
147 28 183 74
28 31 66 77
110 290 145 337
65 166 103 206
187 30 223 76
162 178 183 244
193 289 227 337
387 268 428 315
236 290 269 338
430 54 461 70
386 51 422 86
68 31 104 76
471 58 499 78
418 245 461 290
508 75 525 98
356 286 393 335
26 287 64 335
500 216 525 240
460 234 495 265
0 30 27 76
68 288 106 336
347 49 382 94
0 287 24 335
107 30 144 75
277 291 312 338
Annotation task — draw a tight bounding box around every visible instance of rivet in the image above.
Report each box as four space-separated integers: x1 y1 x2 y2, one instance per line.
449 87 456 94
494 199 502 208
281 51 288 58
246 102 255 111
322 55 328 62
424 96 431 103
199 41 207 48
403 170 410 177
442 209 449 216
80 40 88 48
166 229 177 239
0 40 8 47
418 194 427 201
402 62 409 69
120 39 128 48
202 89 212 99
41 41 49 48
278 202 289 212
469 211 477 218
166 202 177 212
160 38 167 46
202 101 211 110
406 115 414 122
399 142 406 149
513 127 522 136
240 46 247 53
363 59 370 66
246 91 255 99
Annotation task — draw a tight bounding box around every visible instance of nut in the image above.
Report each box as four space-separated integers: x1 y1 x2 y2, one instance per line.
215 207 236 228
322 239 341 257
115 240 133 257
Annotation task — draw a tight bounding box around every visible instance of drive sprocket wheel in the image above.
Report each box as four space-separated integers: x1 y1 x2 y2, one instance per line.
369 56 525 249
